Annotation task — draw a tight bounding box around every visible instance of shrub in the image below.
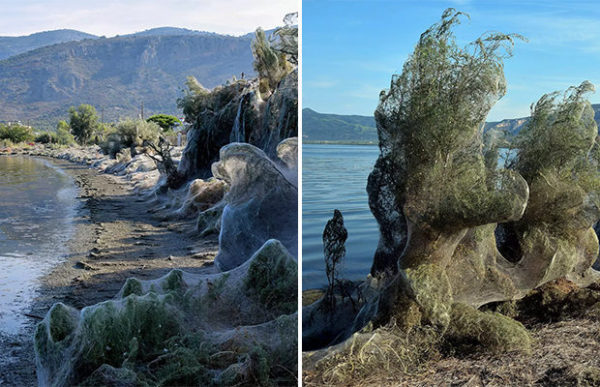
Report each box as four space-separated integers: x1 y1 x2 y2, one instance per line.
99 119 161 157
0 123 35 143
35 132 54 144
116 119 161 147
55 121 76 146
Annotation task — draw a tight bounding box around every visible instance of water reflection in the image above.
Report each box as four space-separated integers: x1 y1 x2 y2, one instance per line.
0 156 77 335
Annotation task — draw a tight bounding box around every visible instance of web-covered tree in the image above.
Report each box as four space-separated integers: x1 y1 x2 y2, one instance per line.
323 210 348 311
176 14 298 179
366 7 600 351
304 10 600 367
251 13 297 97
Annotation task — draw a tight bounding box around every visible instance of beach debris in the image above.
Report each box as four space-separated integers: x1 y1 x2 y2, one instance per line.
74 261 97 271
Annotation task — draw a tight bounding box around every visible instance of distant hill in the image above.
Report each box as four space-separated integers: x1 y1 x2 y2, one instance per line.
126 27 218 37
0 31 256 129
0 29 97 60
302 108 377 143
304 105 600 144
485 104 600 135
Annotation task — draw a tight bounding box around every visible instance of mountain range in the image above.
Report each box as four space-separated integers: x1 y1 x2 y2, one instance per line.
0 28 258 129
0 29 97 60
303 105 600 144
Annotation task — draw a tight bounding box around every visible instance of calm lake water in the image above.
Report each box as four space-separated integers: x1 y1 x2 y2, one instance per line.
302 144 380 290
0 156 77 335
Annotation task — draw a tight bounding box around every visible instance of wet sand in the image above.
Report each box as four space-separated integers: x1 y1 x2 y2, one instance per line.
0 157 218 386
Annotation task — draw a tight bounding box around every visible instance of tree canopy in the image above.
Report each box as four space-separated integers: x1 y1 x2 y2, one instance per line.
69 104 99 145
147 114 181 132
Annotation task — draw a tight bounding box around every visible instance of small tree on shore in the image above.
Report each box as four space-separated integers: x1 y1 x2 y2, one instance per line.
147 114 181 132
69 104 99 145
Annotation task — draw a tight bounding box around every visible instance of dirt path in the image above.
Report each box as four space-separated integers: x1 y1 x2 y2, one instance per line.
0 158 218 386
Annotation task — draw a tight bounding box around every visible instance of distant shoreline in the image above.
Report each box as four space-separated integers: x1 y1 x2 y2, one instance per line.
303 140 378 146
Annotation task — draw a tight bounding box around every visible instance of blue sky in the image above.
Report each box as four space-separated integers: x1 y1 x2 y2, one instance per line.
0 0 297 37
303 0 600 121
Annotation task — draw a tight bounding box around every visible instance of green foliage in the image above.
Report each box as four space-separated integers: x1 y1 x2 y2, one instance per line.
251 28 290 96
79 365 138 387
55 120 76 145
162 269 185 292
207 273 230 301
76 293 182 370
35 132 53 144
118 119 161 147
122 278 143 297
147 114 181 132
99 132 122 157
0 123 35 143
376 8 526 231
244 241 298 315
0 139 13 147
271 13 298 65
69 104 99 145
249 13 297 98
513 82 600 235
405 264 453 327
99 119 161 156
177 76 240 120
48 303 78 343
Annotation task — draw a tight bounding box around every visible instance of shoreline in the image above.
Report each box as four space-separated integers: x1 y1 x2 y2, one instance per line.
0 154 219 386
303 141 377 145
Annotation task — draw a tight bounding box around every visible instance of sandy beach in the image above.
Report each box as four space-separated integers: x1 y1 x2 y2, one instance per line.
0 156 219 386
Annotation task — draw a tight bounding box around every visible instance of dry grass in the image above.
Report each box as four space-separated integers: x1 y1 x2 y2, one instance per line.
304 318 600 386
304 322 442 386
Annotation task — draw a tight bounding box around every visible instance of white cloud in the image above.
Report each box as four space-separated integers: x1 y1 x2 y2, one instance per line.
0 0 298 36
